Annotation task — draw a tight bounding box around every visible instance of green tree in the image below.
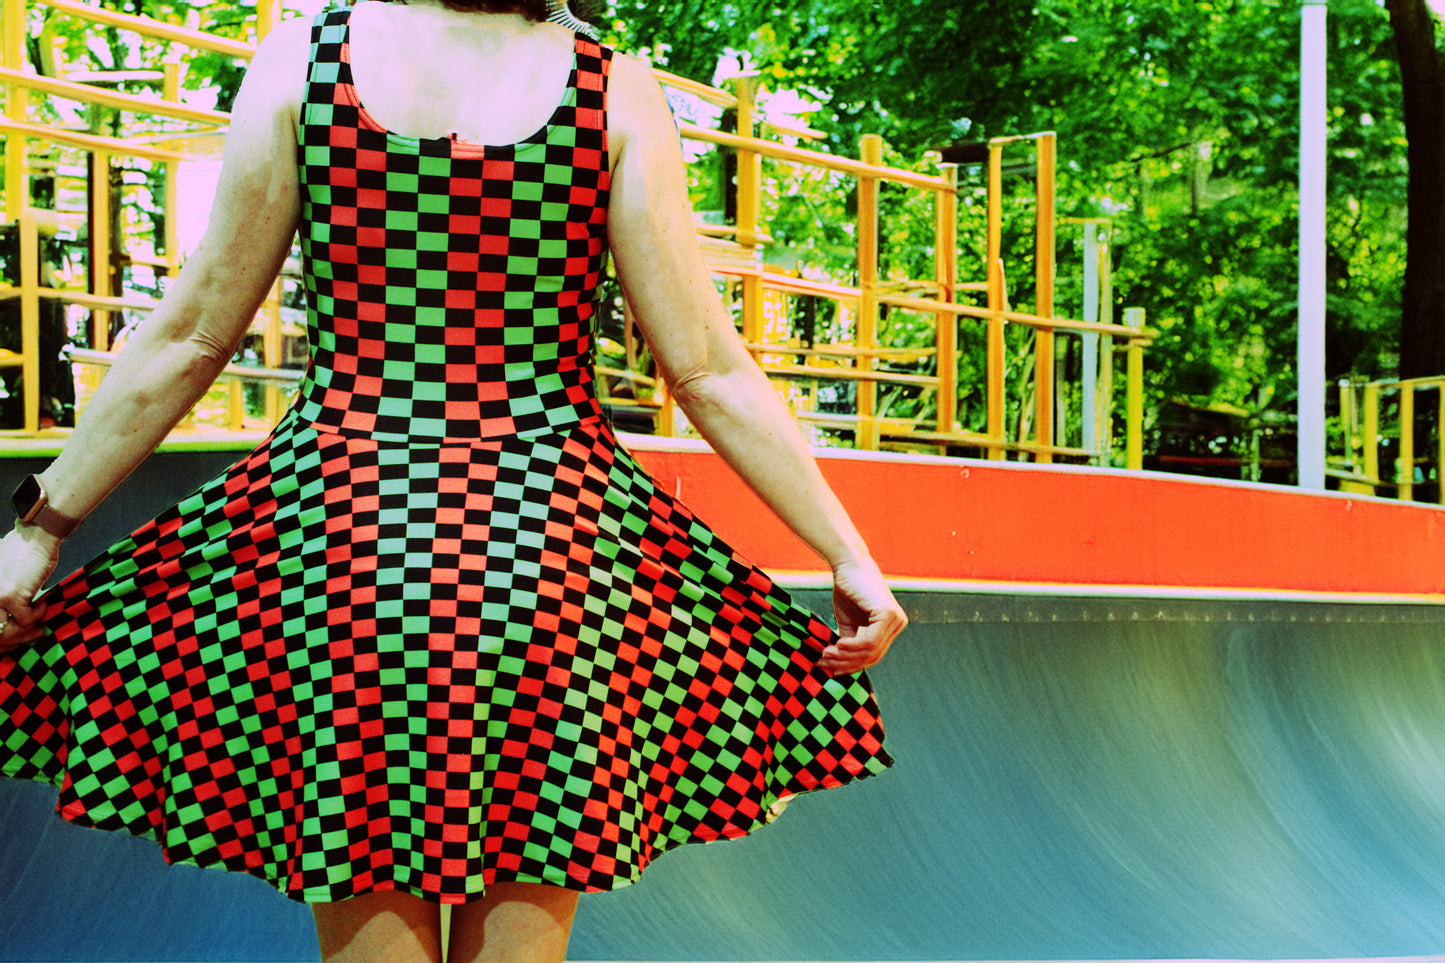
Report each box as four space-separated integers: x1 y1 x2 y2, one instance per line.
1018 0 1407 473
1384 0 1445 378
604 0 1411 470
602 0 1037 155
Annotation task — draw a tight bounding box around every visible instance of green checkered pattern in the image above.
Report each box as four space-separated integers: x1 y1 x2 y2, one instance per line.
0 7 892 905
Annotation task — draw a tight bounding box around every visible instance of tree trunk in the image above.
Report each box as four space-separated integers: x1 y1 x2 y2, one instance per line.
1386 0 1445 378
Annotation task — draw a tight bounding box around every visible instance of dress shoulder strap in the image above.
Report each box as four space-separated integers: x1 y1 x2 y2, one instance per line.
300 8 357 128
568 35 612 138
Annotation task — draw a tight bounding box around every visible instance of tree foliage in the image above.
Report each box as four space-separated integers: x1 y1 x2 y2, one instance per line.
602 0 1424 475
1384 0 1445 378
1018 0 1409 456
9 0 1435 472
602 0 1037 152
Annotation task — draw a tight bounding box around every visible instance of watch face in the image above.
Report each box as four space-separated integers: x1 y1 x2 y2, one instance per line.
12 474 42 520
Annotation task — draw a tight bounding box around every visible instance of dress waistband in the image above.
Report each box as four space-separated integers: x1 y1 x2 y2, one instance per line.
286 403 608 447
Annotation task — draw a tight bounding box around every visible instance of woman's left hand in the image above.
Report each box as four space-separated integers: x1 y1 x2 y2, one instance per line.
0 525 58 652
821 556 907 677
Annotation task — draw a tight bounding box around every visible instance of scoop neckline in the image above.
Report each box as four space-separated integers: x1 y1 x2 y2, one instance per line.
338 9 581 155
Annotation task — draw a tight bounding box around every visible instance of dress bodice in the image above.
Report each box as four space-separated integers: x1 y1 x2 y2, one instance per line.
293 8 613 442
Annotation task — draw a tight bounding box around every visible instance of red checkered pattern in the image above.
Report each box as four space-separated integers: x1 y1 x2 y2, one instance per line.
0 8 892 905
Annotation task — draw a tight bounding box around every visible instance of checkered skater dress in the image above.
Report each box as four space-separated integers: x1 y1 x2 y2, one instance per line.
0 8 891 904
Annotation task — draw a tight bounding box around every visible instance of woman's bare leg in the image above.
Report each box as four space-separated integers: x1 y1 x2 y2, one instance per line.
447 881 580 963
312 890 444 963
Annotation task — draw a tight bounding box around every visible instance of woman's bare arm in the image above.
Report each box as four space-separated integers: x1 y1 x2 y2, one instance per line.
0 19 310 643
605 54 905 674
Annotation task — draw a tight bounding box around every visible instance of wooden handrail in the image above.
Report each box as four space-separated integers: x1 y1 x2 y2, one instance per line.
763 363 939 387
654 70 737 109
880 293 1151 340
744 342 935 360
654 70 824 140
0 119 194 162
710 265 862 302
708 267 1152 341
32 288 161 312
0 68 229 126
36 0 258 59
678 123 950 192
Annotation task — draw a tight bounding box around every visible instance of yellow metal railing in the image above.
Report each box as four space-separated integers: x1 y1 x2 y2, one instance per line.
1333 376 1445 502
2 0 1153 464
0 0 288 438
643 93 1153 464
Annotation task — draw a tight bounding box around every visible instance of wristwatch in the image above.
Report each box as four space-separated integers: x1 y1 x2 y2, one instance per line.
11 474 80 539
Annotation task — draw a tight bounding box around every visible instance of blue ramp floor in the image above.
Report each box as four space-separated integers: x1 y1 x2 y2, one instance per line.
4 590 1445 961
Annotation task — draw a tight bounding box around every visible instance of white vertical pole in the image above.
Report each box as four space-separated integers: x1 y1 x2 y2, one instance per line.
1298 0 1328 489
1081 222 1100 455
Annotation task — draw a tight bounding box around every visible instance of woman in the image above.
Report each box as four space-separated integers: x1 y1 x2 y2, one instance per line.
0 1 906 960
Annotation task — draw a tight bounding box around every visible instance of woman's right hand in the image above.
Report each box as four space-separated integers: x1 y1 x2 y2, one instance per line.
0 524 59 652
820 556 906 677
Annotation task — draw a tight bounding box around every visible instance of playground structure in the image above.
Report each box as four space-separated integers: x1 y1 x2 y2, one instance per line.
1332 374 1445 502
0 0 295 439
4 6 1445 963
0 0 1153 465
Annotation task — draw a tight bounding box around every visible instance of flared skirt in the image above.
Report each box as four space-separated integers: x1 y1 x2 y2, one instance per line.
0 410 890 903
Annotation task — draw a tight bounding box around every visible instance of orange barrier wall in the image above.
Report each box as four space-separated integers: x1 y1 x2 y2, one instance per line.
627 436 1445 600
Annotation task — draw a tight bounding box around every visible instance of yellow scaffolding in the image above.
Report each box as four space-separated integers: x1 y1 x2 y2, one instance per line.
652 107 1152 462
1333 376 1445 502
0 0 283 439
1 0 1154 464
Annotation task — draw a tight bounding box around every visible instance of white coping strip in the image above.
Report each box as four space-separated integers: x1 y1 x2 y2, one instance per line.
765 573 1445 606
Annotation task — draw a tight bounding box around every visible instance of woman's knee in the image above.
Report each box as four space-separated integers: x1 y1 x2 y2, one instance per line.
447 881 580 963
312 889 443 963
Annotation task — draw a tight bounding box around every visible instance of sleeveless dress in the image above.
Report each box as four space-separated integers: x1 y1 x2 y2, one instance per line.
0 9 891 904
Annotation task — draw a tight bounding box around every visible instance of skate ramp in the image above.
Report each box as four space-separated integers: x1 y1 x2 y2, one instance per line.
4 588 1445 960
567 590 1445 960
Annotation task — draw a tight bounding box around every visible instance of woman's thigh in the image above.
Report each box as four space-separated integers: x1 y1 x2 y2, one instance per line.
312 889 443 963
447 881 580 963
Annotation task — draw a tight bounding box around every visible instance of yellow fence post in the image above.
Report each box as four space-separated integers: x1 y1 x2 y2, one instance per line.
654 377 676 437
1096 226 1115 461
985 141 1005 459
228 380 245 431
856 133 882 451
934 164 958 434
256 0 282 39
89 148 112 349
1437 384 1445 504
262 278 283 424
162 61 181 269
1399 385 1414 501
1033 133 1056 464
1338 380 1355 472
1124 307 1145 471
19 209 39 431
1363 382 1380 484
4 0 35 431
734 75 759 251
3 0 27 221
733 76 765 371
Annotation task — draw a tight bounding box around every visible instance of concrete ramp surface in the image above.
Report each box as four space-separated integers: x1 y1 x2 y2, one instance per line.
567 591 1445 961
4 589 1445 960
